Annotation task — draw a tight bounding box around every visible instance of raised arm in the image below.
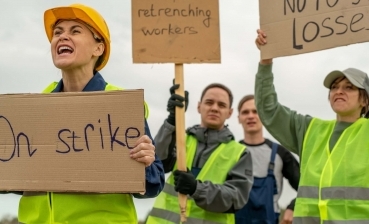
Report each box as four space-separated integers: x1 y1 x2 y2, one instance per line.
154 83 189 172
254 29 313 155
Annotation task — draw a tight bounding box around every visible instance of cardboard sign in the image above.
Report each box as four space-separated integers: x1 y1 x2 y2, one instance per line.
132 0 220 63
0 90 145 193
259 0 369 59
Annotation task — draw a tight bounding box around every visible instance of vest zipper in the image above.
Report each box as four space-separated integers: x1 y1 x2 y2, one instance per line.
48 192 54 223
49 192 52 208
195 130 208 167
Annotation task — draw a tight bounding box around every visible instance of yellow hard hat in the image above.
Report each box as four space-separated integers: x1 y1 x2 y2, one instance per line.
44 4 110 71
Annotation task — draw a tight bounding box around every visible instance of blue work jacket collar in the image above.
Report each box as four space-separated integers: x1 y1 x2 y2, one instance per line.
52 72 107 92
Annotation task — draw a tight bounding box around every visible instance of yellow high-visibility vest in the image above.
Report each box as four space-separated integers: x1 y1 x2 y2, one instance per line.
294 118 369 224
146 135 246 224
17 82 148 224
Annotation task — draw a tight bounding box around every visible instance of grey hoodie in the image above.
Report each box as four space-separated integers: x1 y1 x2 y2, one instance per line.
155 120 253 213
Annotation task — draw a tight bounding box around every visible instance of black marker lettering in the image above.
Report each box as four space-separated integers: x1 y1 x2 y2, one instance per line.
173 8 181 16
125 127 141 149
150 4 156 17
0 115 16 162
297 0 306 12
350 13 364 32
203 10 211 27
352 0 360 5
98 119 104 149
69 131 83 152
321 17 334 37
292 18 303 49
57 129 71 153
108 114 126 151
168 24 175 34
181 9 187 16
17 133 37 157
165 8 171 16
84 124 94 151
175 27 183 34
284 0 295 15
327 0 339 8
154 29 161 35
335 16 348 35
316 0 320 11
303 21 320 42
189 27 198 34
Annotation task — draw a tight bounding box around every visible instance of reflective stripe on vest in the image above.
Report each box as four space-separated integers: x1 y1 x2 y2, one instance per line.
294 218 369 224
298 186 369 200
149 207 228 224
17 83 138 224
146 135 246 224
42 81 150 119
294 118 369 223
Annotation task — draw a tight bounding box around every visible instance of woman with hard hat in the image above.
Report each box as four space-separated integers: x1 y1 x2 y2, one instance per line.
16 4 165 224
254 29 369 223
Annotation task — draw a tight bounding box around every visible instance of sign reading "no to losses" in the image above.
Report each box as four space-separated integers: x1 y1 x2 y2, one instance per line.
259 0 369 59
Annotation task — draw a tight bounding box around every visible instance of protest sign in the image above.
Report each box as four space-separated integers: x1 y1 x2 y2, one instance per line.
0 90 145 193
259 0 369 59
132 0 220 63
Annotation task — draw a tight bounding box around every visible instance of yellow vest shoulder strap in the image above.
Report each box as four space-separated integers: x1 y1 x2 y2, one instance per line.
42 82 149 119
42 82 59 93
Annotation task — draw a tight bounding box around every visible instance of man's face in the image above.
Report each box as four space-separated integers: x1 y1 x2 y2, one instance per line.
238 99 263 135
198 87 233 130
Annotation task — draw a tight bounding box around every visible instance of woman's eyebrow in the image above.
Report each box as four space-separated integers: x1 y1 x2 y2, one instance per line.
53 26 63 31
53 24 83 31
70 25 83 30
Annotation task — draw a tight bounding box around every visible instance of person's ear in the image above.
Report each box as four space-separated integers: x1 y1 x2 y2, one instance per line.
93 43 104 57
227 108 233 119
359 94 368 108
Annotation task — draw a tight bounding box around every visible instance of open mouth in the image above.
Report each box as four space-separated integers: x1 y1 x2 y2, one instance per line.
58 45 74 55
334 98 345 102
247 122 256 125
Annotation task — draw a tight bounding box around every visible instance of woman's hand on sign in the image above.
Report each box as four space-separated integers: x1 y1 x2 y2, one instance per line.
255 29 267 49
255 29 273 65
130 135 155 167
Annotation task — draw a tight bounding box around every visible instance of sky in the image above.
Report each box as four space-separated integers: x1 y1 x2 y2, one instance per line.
1 0 369 222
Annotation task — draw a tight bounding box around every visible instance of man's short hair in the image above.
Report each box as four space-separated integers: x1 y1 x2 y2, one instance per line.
200 83 233 108
237 95 255 112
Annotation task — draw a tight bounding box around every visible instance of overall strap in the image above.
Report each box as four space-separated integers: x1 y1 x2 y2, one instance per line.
268 142 278 172
268 142 278 195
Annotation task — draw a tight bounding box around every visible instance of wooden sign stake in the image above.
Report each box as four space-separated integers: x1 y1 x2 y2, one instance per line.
175 63 187 222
